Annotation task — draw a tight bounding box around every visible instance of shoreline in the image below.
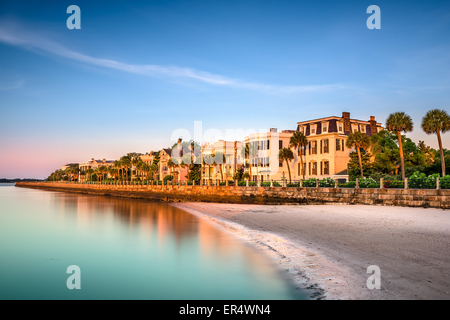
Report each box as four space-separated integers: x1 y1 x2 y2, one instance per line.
172 202 362 300
172 202 450 300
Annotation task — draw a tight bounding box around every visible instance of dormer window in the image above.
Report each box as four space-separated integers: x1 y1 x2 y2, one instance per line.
310 124 317 135
361 125 365 133
322 123 328 133
338 122 343 133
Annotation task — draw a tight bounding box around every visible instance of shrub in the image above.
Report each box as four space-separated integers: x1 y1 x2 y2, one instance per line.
261 182 271 187
319 177 335 187
302 178 317 187
248 181 257 187
163 175 173 181
339 181 356 188
238 181 247 186
287 182 300 187
408 171 438 189
359 177 380 188
384 180 404 188
440 175 450 189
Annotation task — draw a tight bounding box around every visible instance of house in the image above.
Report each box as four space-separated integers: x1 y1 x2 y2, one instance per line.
296 112 383 180
201 140 244 185
78 158 115 182
243 128 296 182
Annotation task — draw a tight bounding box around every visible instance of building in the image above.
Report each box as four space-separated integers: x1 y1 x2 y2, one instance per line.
296 112 383 181
158 139 190 183
201 140 244 185
78 158 115 182
243 128 296 182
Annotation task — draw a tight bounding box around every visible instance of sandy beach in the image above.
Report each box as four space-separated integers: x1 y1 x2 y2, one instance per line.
173 202 450 300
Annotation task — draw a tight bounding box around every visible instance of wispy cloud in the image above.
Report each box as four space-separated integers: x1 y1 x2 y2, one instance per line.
0 20 345 94
0 79 24 90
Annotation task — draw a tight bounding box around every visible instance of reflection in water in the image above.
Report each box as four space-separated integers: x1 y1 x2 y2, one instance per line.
0 187 306 300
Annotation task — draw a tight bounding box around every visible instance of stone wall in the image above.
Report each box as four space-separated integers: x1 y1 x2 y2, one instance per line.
15 181 450 209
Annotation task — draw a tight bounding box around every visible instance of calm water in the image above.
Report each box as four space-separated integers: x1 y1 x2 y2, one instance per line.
0 185 306 300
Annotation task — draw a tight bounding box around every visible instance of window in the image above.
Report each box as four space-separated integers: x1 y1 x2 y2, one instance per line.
311 128 316 134
323 124 328 133
279 161 283 168
361 125 365 133
279 140 283 149
324 161 329 175
323 139 329 153
338 123 343 132
267 140 270 150
336 139 341 151
311 141 317 154
297 163 305 176
312 162 317 175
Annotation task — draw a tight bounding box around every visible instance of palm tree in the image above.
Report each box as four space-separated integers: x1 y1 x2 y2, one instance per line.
150 163 158 180
290 131 308 180
214 152 226 182
241 143 257 181
131 156 139 179
346 131 371 178
167 158 176 182
121 156 131 181
114 160 122 181
279 148 294 184
386 112 414 180
421 109 450 176
86 168 94 182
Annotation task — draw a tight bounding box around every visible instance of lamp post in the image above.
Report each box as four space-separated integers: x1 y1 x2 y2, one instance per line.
282 171 287 187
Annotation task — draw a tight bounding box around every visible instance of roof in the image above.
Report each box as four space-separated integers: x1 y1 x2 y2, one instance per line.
334 169 349 176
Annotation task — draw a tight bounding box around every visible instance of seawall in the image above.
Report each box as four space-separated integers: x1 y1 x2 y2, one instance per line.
14 181 450 209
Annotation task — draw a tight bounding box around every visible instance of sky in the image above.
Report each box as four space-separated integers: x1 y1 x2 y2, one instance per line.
0 0 449 179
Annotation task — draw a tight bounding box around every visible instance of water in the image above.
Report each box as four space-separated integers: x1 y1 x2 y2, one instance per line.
0 185 306 300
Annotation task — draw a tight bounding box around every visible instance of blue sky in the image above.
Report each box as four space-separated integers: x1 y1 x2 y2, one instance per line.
0 0 449 178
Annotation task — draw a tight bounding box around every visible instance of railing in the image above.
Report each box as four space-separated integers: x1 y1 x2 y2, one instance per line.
44 176 450 190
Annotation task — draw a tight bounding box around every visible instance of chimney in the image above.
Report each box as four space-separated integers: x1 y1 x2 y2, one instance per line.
270 128 277 133
103 158 106 163
369 116 377 135
342 112 351 134
91 158 94 161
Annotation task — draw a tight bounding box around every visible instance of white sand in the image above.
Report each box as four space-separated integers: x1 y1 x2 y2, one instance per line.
172 202 450 300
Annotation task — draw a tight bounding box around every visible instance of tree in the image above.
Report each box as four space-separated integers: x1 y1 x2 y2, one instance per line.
346 131 371 178
168 158 176 181
348 149 372 180
290 131 308 179
114 160 123 181
385 112 414 180
279 148 294 184
241 143 257 181
214 151 226 182
421 109 450 176
120 156 131 181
